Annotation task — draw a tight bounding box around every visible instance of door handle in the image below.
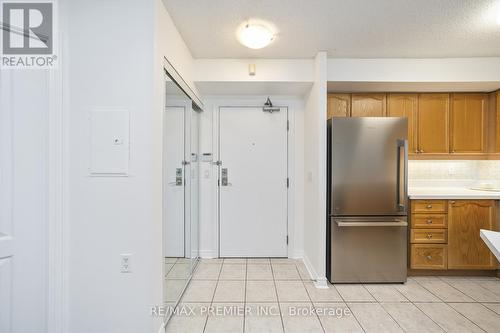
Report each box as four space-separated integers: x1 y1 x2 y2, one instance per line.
396 139 408 211
221 168 229 186
174 168 183 186
335 220 408 227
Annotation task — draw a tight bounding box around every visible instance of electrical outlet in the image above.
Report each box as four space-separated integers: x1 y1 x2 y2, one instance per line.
120 253 132 273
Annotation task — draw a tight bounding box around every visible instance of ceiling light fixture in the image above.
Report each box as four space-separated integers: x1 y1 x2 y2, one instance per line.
237 22 275 49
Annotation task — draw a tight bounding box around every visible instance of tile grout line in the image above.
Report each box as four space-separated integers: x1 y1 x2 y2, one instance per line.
445 302 489 333
410 277 494 332
436 276 494 303
358 284 408 332
397 277 489 332
269 260 286 333
419 302 488 333
298 264 326 333
414 277 474 303
389 283 412 303
243 259 247 333
332 285 367 333
201 260 223 333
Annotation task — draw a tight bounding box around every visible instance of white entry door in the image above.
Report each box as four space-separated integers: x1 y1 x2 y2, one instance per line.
219 106 288 257
163 106 185 257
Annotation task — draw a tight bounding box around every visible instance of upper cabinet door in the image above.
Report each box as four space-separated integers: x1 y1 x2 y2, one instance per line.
388 94 418 154
351 94 386 117
450 94 486 154
417 94 450 154
327 94 351 119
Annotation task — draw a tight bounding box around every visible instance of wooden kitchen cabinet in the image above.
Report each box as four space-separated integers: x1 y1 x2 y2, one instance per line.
417 94 450 154
496 92 500 153
411 200 447 213
387 94 418 153
327 94 350 119
351 94 386 117
450 94 487 154
447 200 496 269
411 244 447 269
410 200 449 269
410 229 447 244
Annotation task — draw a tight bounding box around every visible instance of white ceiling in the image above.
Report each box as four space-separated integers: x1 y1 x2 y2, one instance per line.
162 0 500 59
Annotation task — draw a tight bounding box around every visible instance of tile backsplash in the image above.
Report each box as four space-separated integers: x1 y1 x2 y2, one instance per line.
408 160 500 186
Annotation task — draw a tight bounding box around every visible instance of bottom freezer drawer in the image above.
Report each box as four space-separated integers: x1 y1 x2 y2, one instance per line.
330 217 407 283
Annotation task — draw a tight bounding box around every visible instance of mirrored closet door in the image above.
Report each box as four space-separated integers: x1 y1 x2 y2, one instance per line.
163 72 201 312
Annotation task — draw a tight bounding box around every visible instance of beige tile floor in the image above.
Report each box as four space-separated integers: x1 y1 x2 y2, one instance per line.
165 258 500 333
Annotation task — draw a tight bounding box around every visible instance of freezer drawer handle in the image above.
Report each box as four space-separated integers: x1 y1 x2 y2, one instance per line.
335 220 408 227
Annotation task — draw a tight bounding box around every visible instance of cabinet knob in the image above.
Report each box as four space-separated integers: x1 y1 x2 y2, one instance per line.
450 201 455 205
427 234 433 239
426 204 432 209
426 255 432 260
426 219 433 224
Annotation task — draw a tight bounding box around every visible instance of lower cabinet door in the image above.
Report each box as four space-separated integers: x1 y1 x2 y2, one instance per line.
448 200 496 269
411 244 447 269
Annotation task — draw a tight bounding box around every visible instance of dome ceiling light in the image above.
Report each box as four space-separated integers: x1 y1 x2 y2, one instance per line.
237 21 276 49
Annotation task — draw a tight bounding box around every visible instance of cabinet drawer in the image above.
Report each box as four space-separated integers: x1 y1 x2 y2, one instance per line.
411 244 447 269
411 214 447 228
411 200 447 213
410 229 447 244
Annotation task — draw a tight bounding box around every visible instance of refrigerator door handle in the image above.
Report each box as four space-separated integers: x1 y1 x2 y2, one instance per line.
335 220 408 227
396 139 408 211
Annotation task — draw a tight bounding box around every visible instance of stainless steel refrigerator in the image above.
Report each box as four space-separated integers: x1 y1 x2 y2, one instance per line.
327 117 408 283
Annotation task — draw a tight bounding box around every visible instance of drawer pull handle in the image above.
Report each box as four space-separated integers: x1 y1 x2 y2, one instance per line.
426 255 432 260
426 204 432 209
427 234 433 239
426 219 433 224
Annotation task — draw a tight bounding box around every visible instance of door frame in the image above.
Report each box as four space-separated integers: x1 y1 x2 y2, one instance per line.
215 104 291 258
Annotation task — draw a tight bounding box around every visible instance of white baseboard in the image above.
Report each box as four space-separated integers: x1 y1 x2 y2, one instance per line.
199 250 217 258
302 253 329 289
314 277 329 289
289 250 303 259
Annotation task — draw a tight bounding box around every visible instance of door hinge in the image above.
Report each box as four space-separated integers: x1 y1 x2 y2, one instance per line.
286 235 289 245
286 177 290 188
217 179 220 187
287 120 289 131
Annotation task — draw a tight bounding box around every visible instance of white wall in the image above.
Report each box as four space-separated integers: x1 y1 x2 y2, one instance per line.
196 96 305 259
155 0 199 98
65 1 198 332
328 57 500 83
302 52 328 286
66 0 160 332
195 59 314 82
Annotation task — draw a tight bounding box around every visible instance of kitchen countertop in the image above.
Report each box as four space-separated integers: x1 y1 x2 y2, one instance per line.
480 230 500 261
408 187 500 200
